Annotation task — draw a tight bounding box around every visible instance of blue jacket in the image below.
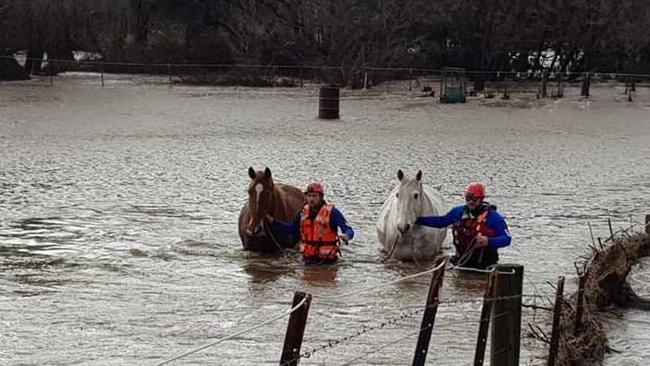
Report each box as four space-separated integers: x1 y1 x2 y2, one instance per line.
416 204 511 248
271 205 354 240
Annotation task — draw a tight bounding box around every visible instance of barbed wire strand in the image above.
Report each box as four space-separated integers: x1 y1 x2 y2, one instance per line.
336 326 429 366
289 292 542 364
286 298 538 365
282 304 427 365
153 296 307 366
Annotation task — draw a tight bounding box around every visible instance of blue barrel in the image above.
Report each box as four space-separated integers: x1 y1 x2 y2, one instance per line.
318 87 340 119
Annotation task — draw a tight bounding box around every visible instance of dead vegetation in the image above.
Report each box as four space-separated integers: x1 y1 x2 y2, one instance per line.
555 227 650 365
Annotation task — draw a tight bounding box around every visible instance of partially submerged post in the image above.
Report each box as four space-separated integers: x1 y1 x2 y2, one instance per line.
48 59 54 86
279 291 312 366
581 72 591 97
540 70 549 98
490 264 523 366
100 62 105 87
624 76 635 102
474 268 497 366
574 273 586 334
412 258 446 366
547 276 565 366
556 74 564 98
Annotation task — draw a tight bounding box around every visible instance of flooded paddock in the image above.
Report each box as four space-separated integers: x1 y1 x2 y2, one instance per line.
1 74 649 365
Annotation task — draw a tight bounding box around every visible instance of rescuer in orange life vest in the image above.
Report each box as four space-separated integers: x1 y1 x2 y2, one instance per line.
415 182 511 269
267 182 354 265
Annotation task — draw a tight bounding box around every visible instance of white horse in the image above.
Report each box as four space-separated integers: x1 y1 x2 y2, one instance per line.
376 170 448 262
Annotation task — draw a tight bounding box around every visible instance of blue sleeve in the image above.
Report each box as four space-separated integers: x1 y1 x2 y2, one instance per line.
330 207 354 239
270 212 301 236
486 211 511 248
415 205 465 228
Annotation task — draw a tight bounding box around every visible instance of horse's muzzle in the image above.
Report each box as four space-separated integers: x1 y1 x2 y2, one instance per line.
246 226 264 236
397 224 411 234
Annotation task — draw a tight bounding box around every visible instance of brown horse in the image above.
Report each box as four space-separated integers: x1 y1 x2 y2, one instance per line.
238 167 304 252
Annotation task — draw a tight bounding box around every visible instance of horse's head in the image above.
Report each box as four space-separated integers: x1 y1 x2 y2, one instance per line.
246 166 275 235
394 169 424 235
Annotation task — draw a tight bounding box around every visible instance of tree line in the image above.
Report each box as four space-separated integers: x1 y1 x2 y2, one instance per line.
1 0 649 87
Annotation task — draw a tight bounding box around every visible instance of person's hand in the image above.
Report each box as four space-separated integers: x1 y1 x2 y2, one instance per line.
339 234 350 245
265 214 274 224
475 234 489 248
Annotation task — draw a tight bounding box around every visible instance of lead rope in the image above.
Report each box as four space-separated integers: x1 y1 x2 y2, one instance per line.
453 237 478 268
381 231 401 263
263 220 287 253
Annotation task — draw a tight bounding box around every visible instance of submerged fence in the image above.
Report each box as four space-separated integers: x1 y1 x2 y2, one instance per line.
153 259 532 366
148 216 650 366
150 260 539 366
3 55 650 102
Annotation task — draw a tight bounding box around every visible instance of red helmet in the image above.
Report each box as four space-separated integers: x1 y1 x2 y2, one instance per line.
305 182 324 194
464 182 486 199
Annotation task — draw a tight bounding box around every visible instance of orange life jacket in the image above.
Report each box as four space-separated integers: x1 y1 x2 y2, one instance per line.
299 203 339 260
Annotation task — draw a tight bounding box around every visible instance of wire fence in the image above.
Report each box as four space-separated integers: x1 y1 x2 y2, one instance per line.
150 216 650 366
3 55 650 101
151 257 542 366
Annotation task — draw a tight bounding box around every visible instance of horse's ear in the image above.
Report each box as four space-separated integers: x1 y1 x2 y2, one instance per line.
264 167 272 179
397 169 404 181
248 166 256 180
416 170 422 181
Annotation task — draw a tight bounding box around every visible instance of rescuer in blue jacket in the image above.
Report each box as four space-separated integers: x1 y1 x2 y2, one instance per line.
416 182 511 269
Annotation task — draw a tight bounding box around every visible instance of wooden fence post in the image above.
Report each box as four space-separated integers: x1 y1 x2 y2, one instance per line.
627 78 633 102
412 258 446 366
581 72 590 97
100 62 105 87
474 268 498 366
363 70 368 90
490 264 524 366
279 291 312 366
49 59 53 86
574 274 586 334
547 276 565 366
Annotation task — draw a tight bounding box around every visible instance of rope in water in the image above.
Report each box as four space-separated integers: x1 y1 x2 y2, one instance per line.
153 296 308 366
315 259 446 301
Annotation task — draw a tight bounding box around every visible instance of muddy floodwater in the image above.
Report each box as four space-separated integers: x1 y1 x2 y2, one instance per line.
1 74 649 365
